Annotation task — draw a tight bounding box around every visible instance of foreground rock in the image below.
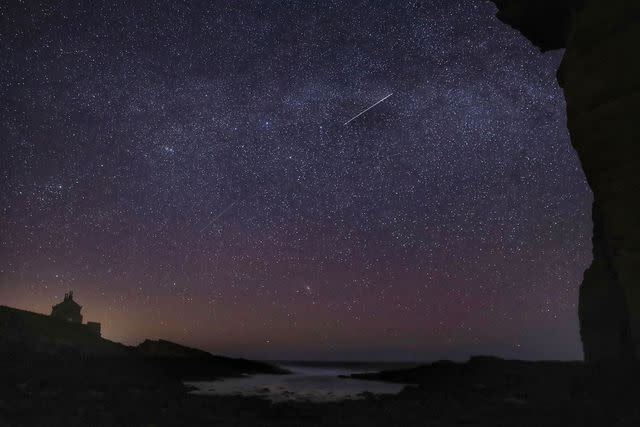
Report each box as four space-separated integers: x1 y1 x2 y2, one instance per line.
489 0 640 362
2 356 640 426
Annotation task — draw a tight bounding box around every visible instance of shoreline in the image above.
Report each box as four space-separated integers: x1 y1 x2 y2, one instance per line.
4 356 640 426
185 363 410 402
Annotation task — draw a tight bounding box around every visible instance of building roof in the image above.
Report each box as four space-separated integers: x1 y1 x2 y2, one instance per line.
52 292 82 310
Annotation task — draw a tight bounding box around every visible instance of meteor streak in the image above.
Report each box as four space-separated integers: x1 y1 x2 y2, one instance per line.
343 93 393 125
199 199 240 233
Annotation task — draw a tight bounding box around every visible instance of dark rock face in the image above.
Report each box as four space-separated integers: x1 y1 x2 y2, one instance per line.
490 0 583 51
489 0 640 362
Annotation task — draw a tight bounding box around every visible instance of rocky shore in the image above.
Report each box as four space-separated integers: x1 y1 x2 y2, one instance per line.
3 354 640 426
3 305 640 426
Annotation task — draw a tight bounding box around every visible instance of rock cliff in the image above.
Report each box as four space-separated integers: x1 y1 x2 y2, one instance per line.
489 0 640 361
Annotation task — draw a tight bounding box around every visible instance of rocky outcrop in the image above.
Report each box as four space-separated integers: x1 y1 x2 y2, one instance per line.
489 0 640 362
135 339 289 379
0 305 286 382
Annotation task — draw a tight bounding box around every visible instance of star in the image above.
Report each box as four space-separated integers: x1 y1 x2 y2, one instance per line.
0 0 591 361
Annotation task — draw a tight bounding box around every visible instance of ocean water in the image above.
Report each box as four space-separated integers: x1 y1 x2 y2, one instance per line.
186 363 413 402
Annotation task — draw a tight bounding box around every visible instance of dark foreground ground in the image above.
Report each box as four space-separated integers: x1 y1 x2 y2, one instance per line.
2 355 640 427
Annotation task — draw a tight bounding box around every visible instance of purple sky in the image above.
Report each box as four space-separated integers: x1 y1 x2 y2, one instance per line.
0 0 592 361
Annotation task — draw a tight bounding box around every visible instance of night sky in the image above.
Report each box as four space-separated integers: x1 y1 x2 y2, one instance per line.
1 1 592 361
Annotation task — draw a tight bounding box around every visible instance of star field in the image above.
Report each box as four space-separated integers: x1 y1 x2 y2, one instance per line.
0 0 592 361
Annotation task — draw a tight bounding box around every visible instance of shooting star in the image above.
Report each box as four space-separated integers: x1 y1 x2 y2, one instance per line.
343 93 393 126
198 190 260 235
199 199 240 234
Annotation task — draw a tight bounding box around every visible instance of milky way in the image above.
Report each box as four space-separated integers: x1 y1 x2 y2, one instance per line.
0 1 592 361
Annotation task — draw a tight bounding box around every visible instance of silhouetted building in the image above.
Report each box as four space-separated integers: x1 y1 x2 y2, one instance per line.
51 291 83 323
48 291 101 337
86 321 101 336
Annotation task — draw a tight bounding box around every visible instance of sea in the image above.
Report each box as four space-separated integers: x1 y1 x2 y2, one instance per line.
185 361 420 402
